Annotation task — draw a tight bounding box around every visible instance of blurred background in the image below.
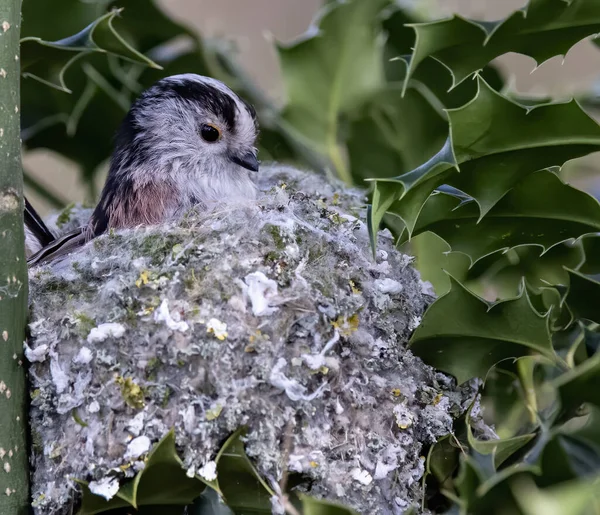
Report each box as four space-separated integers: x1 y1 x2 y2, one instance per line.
23 0 600 215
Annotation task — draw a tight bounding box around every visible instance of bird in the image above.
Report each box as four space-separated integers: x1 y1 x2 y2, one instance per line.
25 74 260 265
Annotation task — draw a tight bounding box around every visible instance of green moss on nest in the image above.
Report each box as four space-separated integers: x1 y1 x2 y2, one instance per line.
31 428 44 454
161 386 172 408
56 203 76 229
74 312 95 337
145 357 161 380
266 224 286 250
115 376 145 409
264 251 281 263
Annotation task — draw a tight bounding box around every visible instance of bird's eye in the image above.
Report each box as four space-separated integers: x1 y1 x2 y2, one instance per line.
200 123 221 143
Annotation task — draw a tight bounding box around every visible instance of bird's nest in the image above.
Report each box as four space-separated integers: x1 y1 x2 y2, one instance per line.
27 165 475 514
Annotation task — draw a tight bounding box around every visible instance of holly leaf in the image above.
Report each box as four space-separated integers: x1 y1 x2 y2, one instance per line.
401 171 600 264
426 435 461 486
463 243 585 303
299 495 359 515
214 429 274 514
368 139 455 250
410 276 555 384
480 368 533 441
453 455 538 514
368 79 600 248
404 0 600 89
553 350 600 412
382 4 504 109
403 231 470 296
512 475 600 515
467 410 536 469
277 0 389 182
347 83 448 184
21 9 160 93
78 430 208 514
579 235 600 275
78 483 132 515
188 489 234 515
565 269 600 324
130 430 211 507
540 433 600 485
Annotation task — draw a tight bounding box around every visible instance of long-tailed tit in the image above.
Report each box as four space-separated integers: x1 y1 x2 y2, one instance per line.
26 74 259 265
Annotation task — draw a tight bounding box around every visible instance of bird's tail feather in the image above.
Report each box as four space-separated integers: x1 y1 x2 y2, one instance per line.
27 228 87 266
24 197 56 257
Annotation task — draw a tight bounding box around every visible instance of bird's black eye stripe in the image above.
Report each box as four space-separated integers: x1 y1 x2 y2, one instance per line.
200 124 221 143
152 80 237 130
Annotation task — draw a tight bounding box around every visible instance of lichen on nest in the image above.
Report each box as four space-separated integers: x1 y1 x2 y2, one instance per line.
27 165 474 514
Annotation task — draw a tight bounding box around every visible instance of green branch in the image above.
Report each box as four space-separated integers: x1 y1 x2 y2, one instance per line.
0 0 30 513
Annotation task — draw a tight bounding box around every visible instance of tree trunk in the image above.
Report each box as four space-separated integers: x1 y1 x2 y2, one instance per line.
0 0 30 513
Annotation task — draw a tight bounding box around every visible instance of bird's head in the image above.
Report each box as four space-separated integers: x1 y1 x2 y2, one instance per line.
111 74 260 186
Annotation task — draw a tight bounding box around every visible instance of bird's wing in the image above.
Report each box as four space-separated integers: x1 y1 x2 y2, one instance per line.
24 197 56 256
27 227 89 266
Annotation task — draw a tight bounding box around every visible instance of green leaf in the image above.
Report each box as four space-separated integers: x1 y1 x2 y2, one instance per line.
580 235 600 275
445 83 600 217
78 430 207 514
540 433 600 485
426 435 461 486
215 429 274 514
474 463 542 513
277 0 388 183
410 276 555 384
467 415 536 469
553 351 600 412
453 456 482 509
369 79 600 243
465 244 585 303
404 231 470 296
404 0 600 89
21 0 106 40
188 489 234 515
382 5 505 109
131 430 209 507
368 182 403 253
481 368 532 440
300 495 359 515
21 9 160 93
78 482 132 515
452 452 540 513
565 269 600 324
511 475 600 515
566 405 600 451
368 140 456 249
402 171 600 264
347 83 448 184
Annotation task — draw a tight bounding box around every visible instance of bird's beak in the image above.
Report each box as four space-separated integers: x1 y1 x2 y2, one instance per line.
229 150 259 172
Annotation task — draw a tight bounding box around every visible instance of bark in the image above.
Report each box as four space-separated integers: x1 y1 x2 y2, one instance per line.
0 0 30 513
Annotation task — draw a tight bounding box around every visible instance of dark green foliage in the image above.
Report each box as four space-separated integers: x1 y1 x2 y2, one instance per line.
79 429 356 515
410 276 555 384
365 0 600 512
